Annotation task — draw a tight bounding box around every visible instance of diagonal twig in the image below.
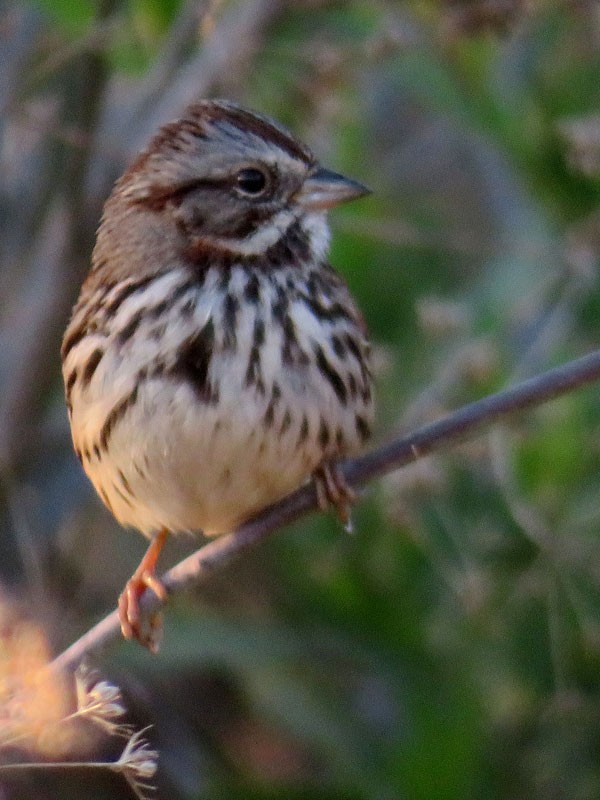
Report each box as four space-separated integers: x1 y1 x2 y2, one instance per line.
51 349 600 673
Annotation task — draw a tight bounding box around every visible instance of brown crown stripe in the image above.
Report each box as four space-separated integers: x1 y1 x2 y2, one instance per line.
128 102 313 183
201 103 312 164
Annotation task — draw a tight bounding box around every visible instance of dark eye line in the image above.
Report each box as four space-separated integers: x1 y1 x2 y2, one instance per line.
174 177 224 196
135 178 221 211
170 169 274 197
136 168 278 213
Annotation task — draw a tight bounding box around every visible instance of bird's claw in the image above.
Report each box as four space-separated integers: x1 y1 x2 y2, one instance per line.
314 461 356 531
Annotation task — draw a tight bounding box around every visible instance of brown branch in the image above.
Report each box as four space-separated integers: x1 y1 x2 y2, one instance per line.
51 349 600 673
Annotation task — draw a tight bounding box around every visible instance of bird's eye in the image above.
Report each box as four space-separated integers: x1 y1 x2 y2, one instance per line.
235 167 268 196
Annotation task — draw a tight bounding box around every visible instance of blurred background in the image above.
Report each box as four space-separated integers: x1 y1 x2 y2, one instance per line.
1 0 600 797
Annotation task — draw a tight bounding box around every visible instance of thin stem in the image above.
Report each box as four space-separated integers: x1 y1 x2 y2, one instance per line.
51 349 600 673
0 761 117 772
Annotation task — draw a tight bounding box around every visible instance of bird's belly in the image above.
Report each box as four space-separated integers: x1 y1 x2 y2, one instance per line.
78 372 360 537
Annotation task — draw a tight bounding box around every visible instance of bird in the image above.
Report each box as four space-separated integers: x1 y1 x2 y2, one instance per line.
61 100 374 649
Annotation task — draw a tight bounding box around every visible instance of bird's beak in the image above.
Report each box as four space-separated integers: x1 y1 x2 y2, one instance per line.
295 166 371 210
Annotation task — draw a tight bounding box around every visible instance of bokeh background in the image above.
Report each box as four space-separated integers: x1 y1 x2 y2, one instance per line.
1 0 600 798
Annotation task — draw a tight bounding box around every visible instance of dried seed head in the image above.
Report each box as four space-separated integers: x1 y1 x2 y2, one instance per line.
74 665 132 737
115 727 159 800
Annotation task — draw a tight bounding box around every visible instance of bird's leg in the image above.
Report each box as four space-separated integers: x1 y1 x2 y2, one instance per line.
118 528 168 652
313 460 357 531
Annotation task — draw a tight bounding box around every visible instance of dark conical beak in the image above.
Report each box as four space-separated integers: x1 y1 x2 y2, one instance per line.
296 166 371 210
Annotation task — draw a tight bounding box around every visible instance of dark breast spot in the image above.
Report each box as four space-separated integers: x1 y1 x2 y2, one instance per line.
280 313 309 367
81 349 103 387
65 368 78 399
98 386 139 451
118 469 134 496
318 417 330 449
280 408 292 435
271 287 288 323
263 382 281 428
300 290 354 324
348 373 358 399
148 299 169 319
344 333 363 362
245 317 266 394
263 403 275 428
222 292 239 351
171 319 218 404
330 334 346 358
117 309 144 344
298 414 309 446
180 298 196 316
61 324 88 361
253 316 265 347
314 345 347 406
151 324 167 341
244 273 260 303
112 483 134 508
103 275 159 316
355 414 371 443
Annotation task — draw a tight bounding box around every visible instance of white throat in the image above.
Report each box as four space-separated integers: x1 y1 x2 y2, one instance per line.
203 210 330 261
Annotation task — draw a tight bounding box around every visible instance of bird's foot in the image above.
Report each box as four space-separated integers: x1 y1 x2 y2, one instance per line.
313 461 356 532
118 529 168 653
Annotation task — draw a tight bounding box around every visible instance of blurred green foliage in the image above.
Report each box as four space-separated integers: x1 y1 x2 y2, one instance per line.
4 0 600 798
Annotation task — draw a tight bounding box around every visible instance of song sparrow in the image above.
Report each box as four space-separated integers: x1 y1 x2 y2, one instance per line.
62 100 373 648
